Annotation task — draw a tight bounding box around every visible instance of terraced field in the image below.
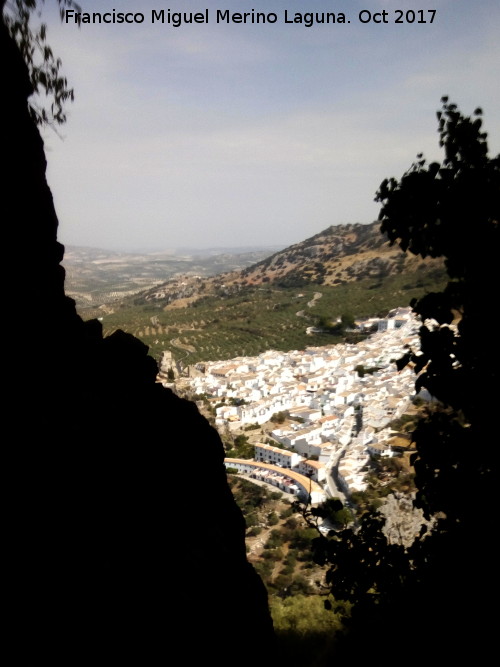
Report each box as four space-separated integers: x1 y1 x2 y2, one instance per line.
92 266 446 365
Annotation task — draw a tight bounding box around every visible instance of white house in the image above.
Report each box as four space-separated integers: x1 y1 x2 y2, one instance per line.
294 459 327 483
224 458 327 504
254 443 303 469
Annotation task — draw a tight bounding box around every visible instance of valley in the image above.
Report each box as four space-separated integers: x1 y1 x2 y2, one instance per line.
61 220 444 660
66 222 446 367
63 244 281 309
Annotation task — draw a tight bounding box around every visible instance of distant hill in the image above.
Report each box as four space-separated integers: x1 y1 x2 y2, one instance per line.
63 245 281 307
234 221 437 288
130 221 443 309
76 221 446 363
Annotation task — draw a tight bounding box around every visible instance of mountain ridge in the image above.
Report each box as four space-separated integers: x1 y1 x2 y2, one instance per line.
130 220 442 310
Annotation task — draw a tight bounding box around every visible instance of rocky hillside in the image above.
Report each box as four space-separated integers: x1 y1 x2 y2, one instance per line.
235 221 433 288
130 221 442 310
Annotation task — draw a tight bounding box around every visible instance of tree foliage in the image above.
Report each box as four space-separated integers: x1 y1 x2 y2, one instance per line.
270 411 287 424
3 0 80 126
310 100 500 660
377 98 499 521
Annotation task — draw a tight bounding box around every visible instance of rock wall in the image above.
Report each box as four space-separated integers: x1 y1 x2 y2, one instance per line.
2 14 274 664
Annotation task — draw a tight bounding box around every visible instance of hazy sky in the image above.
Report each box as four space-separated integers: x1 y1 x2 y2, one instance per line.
36 0 500 251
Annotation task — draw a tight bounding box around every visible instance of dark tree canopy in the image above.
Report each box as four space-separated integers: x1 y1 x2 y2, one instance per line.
3 0 80 126
311 100 500 661
377 98 499 521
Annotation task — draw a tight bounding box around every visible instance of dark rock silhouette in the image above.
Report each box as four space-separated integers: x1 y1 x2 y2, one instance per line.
3 15 274 665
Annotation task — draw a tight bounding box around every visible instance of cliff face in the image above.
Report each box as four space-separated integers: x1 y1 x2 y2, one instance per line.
3 17 273 664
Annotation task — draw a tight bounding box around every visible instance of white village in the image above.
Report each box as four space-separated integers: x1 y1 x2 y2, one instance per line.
160 307 430 505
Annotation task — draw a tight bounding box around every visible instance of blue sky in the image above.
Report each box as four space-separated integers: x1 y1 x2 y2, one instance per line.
36 0 500 251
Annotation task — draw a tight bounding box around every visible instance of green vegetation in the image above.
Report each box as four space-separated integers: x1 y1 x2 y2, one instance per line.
312 498 355 528
350 456 415 515
354 364 381 377
4 0 80 127
270 411 287 424
88 266 445 364
386 412 418 432
228 477 274 528
315 312 356 335
228 481 320 588
267 511 280 526
224 434 254 459
227 475 351 664
270 595 346 667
